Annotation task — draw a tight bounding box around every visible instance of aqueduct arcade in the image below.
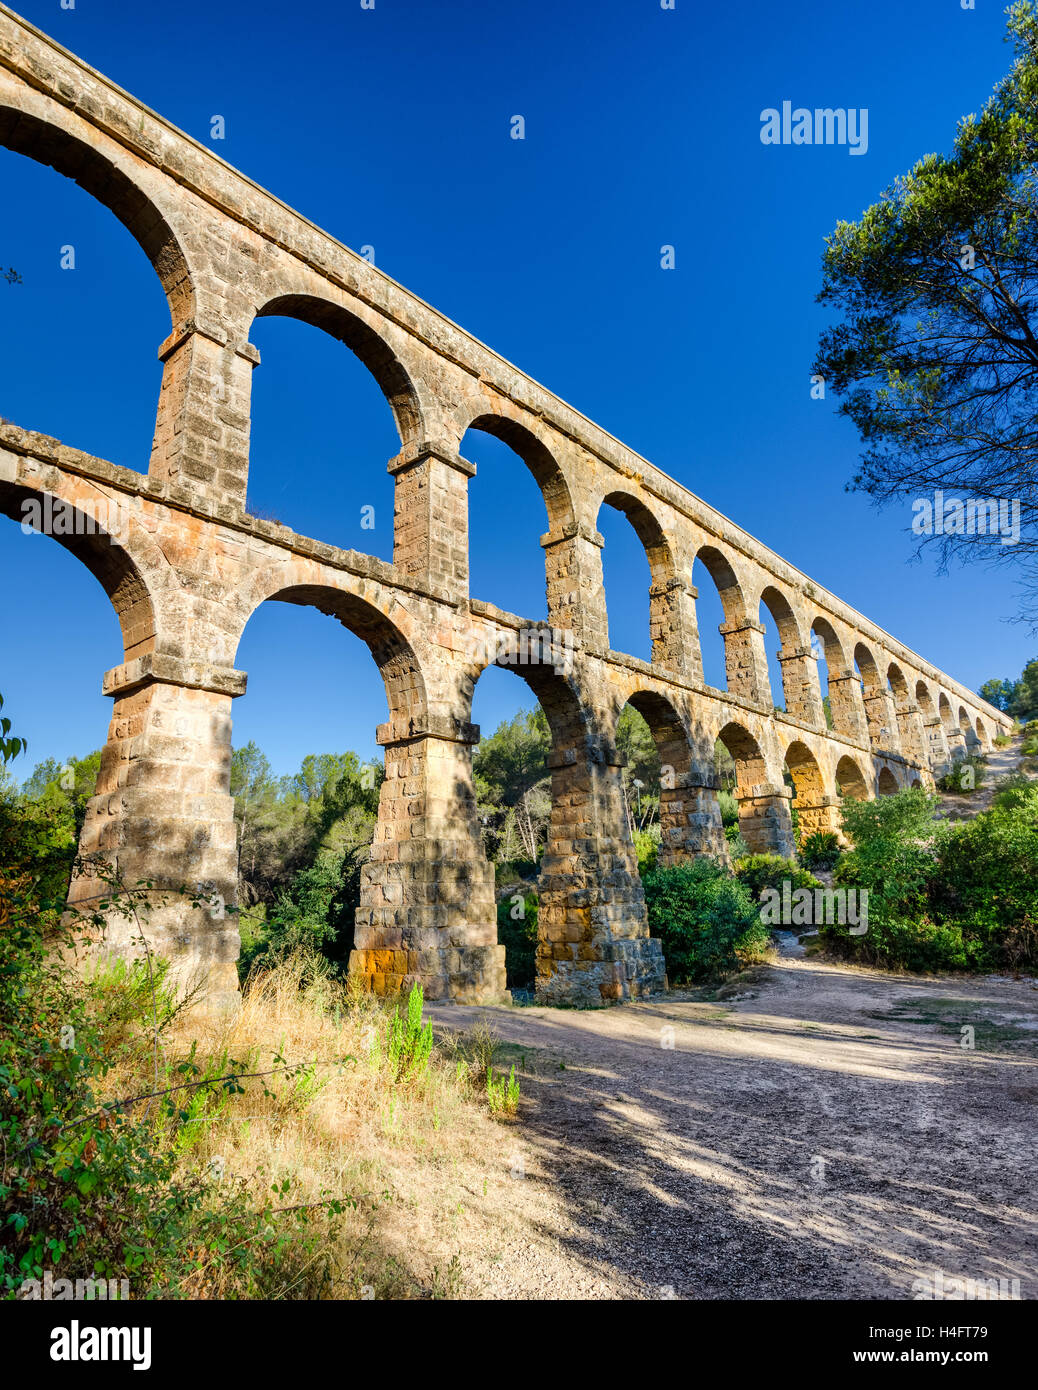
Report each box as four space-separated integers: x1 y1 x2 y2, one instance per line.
0 7 1012 1008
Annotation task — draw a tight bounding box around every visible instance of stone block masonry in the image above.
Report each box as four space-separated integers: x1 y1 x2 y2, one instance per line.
0 6 1012 1009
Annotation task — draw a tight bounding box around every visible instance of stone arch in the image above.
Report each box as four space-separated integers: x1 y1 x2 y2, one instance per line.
0 479 158 663
467 651 664 1003
959 704 980 752
0 102 193 330
622 689 727 864
717 720 794 855
877 767 899 796
694 547 765 701
938 691 967 759
888 662 910 703
253 294 425 449
783 739 837 842
463 413 575 533
756 586 820 724
886 661 926 766
596 490 681 667
910 777 922 789
758 586 798 711
916 680 949 772
975 716 990 748
916 680 938 721
810 616 843 731
853 641 882 692
835 754 870 801
854 641 898 753
696 545 747 625
233 576 427 721
812 618 867 741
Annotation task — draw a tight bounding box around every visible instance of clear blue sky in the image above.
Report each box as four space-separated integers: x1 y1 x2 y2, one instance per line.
0 0 1032 779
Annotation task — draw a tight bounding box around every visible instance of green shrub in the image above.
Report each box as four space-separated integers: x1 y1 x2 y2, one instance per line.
799 831 842 871
993 734 1011 748
0 873 277 1298
496 891 538 989
733 854 822 901
633 825 660 874
494 858 538 887
936 754 986 792
718 790 739 828
929 782 1038 969
821 786 1038 973
1021 734 1038 757
641 860 768 983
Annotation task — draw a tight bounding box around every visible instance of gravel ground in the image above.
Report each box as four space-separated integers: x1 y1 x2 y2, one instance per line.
430 958 1038 1300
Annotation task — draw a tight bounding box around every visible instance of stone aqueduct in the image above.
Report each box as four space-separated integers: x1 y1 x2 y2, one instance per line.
0 9 1012 1010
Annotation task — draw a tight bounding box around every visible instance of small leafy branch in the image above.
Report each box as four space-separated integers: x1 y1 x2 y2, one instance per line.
1 267 21 286
0 693 26 763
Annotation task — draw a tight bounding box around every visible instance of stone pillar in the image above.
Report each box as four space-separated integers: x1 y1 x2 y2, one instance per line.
894 702 929 768
945 723 968 760
68 654 245 1013
719 618 769 703
827 671 869 742
792 793 843 842
777 644 825 725
862 688 900 754
735 782 796 857
151 320 257 510
536 745 666 1005
541 522 608 650
349 717 507 1003
658 770 730 866
390 440 473 593
924 716 952 774
649 577 699 680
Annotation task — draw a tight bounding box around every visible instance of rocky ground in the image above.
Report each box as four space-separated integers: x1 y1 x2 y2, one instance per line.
430 959 1038 1299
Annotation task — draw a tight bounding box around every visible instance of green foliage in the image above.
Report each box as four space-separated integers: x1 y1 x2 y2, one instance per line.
496 891 538 990
718 790 739 828
387 984 433 1085
20 750 100 837
0 864 279 1297
486 1064 520 1117
813 3 1038 607
641 859 769 983
979 678 1015 713
824 786 1038 972
473 708 551 861
733 854 822 901
799 831 843 871
239 842 369 980
929 781 1038 969
633 824 660 874
0 693 26 764
231 742 380 910
936 754 987 793
1008 658 1038 721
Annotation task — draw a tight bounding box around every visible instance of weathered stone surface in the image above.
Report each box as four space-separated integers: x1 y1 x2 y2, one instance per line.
0 11 1012 1010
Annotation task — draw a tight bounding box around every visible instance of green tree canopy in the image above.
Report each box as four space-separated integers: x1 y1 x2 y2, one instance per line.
814 1 1038 610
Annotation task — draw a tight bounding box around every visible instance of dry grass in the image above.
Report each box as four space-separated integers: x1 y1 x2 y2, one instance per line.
95 955 525 1299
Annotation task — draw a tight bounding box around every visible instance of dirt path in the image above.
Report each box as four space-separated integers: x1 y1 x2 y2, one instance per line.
939 733 1029 821
430 959 1038 1300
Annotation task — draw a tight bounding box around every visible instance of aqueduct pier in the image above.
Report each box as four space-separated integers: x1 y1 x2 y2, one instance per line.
0 7 1012 1009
